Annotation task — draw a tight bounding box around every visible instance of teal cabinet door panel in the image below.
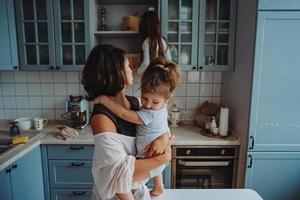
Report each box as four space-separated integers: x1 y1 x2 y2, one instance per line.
258 0 300 10
50 189 92 200
47 145 94 160
11 147 45 200
15 0 55 70
53 0 90 70
245 152 300 200
249 11 300 151
49 160 93 189
0 168 12 200
161 0 236 71
0 0 18 70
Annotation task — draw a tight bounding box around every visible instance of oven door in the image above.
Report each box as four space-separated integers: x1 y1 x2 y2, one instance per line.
174 159 234 189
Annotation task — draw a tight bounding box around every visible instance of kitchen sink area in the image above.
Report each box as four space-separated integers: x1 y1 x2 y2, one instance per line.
0 130 41 156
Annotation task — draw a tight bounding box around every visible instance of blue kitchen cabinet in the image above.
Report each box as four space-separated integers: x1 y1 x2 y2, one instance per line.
0 0 19 70
0 168 12 200
161 0 236 71
0 147 45 200
248 11 300 152
245 3 300 200
15 0 90 71
245 152 300 200
42 145 94 200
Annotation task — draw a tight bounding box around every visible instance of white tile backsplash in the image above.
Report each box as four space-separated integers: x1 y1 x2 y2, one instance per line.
0 71 222 120
28 83 41 96
53 72 66 82
40 72 54 83
27 72 40 82
14 71 27 83
15 83 28 96
2 84 15 96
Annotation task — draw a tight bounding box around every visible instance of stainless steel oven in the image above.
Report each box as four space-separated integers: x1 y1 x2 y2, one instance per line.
171 146 239 189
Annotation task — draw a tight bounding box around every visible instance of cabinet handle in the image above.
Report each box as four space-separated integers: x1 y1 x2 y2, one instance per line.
249 136 254 150
198 66 203 70
72 191 87 196
192 66 197 70
12 164 18 169
56 66 61 70
247 155 253 168
71 162 85 167
49 66 54 70
70 146 84 150
13 66 18 70
5 168 11 173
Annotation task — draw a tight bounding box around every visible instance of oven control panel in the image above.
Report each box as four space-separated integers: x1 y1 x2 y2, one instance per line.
175 147 236 157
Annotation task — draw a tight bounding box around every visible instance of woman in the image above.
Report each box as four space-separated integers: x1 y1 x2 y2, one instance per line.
81 44 172 200
138 10 171 74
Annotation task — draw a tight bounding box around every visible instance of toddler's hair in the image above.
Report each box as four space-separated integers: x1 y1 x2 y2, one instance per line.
141 57 181 97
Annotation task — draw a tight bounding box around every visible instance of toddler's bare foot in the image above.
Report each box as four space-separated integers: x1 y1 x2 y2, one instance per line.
150 185 164 197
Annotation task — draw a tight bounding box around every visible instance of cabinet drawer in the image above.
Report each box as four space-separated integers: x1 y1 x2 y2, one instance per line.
49 160 93 188
258 0 300 10
47 145 94 160
50 189 92 200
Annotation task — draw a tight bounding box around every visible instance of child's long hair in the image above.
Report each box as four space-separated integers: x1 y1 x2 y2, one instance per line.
141 57 181 97
139 11 167 60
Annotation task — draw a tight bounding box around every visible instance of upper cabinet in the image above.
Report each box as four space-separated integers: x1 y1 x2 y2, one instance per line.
15 0 90 71
0 0 19 70
161 0 236 71
91 0 158 53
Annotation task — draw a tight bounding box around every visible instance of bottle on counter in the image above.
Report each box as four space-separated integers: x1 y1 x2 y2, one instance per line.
210 116 219 135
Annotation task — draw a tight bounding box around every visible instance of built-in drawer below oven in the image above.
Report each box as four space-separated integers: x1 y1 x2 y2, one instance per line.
171 146 239 189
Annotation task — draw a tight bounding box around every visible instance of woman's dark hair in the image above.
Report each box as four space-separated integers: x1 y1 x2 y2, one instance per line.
141 57 181 97
81 44 126 100
139 10 166 60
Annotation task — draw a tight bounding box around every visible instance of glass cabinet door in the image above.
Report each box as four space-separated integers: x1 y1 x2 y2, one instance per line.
53 0 90 70
200 0 236 70
162 0 199 70
15 0 55 70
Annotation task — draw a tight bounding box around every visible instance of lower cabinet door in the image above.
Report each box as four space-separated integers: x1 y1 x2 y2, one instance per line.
11 147 45 200
50 189 92 200
49 160 93 188
245 152 300 200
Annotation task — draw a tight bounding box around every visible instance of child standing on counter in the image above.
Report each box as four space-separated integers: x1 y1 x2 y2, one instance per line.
138 10 172 74
94 57 181 197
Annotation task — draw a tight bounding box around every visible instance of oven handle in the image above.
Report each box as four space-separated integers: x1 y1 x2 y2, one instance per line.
178 160 230 167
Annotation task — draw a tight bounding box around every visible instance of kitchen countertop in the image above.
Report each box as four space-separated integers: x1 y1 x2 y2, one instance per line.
155 189 263 200
0 121 239 170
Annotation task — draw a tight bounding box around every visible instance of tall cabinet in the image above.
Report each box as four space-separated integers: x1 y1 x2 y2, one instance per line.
15 0 90 70
245 1 300 200
161 0 236 71
0 0 18 70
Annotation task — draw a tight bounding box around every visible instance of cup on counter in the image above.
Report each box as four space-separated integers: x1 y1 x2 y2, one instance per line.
33 118 48 130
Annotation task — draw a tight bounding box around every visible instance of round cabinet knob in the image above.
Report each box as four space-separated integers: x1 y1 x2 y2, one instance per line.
49 66 54 70
221 149 226 155
186 149 191 155
13 66 18 70
192 66 197 70
198 66 203 70
56 66 61 70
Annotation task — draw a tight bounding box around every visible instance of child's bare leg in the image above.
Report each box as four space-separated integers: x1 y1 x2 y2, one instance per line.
116 192 135 200
150 173 164 196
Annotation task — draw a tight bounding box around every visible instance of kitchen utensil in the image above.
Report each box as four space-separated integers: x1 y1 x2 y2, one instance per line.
33 118 48 130
13 117 32 130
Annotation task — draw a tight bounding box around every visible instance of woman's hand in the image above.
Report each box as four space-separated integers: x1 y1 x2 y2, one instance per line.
144 133 172 158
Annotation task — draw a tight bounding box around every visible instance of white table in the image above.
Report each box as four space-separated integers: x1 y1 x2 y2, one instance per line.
153 189 263 200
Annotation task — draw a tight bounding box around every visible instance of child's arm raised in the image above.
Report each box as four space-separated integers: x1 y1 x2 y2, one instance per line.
94 95 145 125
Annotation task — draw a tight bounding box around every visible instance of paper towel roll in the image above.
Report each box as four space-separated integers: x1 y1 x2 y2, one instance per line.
219 107 229 136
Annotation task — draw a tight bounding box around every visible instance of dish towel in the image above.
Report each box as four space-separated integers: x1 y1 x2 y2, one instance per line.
54 125 79 140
